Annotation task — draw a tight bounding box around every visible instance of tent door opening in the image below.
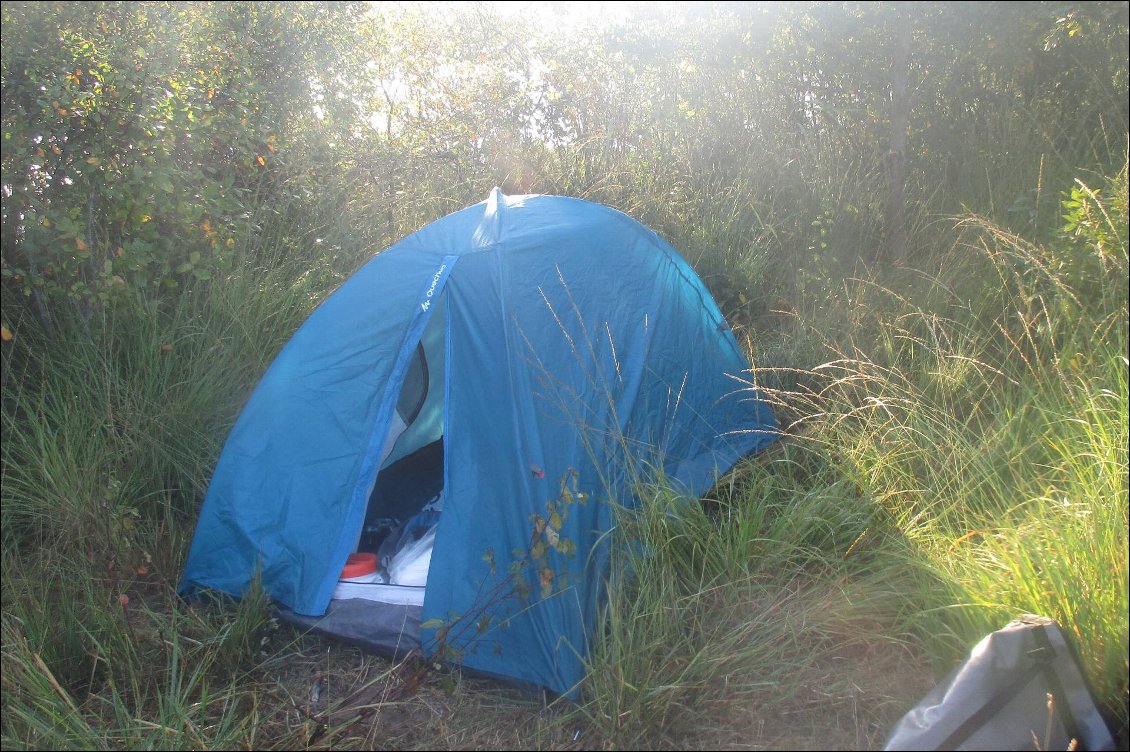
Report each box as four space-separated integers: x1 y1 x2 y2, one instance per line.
341 292 447 602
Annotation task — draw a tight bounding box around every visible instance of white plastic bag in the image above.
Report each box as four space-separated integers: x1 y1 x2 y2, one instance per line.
387 525 436 586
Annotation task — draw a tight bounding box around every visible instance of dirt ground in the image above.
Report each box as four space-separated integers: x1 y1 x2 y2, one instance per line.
258 622 937 751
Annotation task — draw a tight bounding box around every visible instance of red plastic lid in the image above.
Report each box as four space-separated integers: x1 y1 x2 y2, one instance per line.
341 552 377 579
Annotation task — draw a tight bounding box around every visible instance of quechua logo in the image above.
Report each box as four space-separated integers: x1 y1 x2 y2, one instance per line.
420 264 446 312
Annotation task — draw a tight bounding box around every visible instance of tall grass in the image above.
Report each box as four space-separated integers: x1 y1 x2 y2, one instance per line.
779 159 1128 722
1 252 318 542
1 568 279 750
1 232 322 747
578 159 1128 747
917 164 1129 712
580 461 932 749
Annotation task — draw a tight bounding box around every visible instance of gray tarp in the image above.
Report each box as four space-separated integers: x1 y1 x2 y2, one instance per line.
885 615 1116 751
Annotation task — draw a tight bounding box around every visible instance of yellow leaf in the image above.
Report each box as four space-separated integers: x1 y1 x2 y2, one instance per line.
1 324 12 342
75 237 89 252
86 157 100 165
256 155 266 167
539 567 554 597
140 215 151 223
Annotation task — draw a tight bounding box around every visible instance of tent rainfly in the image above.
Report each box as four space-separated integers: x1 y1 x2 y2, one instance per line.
180 189 780 696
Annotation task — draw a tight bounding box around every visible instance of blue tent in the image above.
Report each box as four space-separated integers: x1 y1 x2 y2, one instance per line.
180 189 778 696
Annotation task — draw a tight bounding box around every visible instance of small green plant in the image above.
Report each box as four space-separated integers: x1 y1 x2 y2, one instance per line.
422 470 587 666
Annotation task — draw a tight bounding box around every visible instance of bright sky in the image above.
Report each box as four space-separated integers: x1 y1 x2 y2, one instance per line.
437 1 643 31
499 1 639 27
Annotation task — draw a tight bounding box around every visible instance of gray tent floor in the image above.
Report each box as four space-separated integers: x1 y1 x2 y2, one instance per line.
276 598 422 658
